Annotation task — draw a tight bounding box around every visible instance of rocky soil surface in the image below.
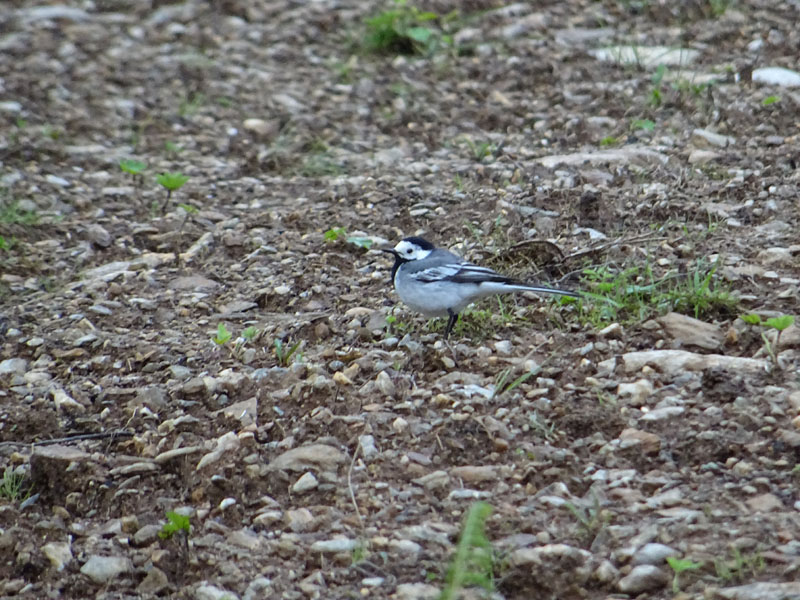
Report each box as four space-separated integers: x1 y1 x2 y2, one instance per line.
1 0 800 598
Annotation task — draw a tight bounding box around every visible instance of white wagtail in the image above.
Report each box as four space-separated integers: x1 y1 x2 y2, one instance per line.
382 236 580 339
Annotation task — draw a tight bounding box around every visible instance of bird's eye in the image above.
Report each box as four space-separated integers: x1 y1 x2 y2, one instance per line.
406 249 412 254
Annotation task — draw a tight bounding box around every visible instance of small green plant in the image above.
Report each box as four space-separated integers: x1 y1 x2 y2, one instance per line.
0 468 31 503
714 547 764 582
630 118 656 132
740 313 794 368
649 64 666 107
439 501 494 600
274 338 302 366
159 511 191 540
386 313 411 336
324 226 346 242
666 259 736 319
599 135 619 146
364 0 448 56
578 259 736 328
212 323 233 345
666 556 703 593
119 158 147 177
562 494 609 542
462 138 498 162
351 540 368 565
241 326 258 341
177 203 198 215
762 95 780 106
0 200 39 226
491 367 538 400
323 227 373 249
0 235 13 251
156 172 189 212
179 92 205 117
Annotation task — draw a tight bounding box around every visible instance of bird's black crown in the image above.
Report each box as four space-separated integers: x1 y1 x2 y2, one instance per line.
402 236 435 250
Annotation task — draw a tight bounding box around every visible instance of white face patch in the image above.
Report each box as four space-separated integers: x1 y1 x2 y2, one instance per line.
394 240 432 261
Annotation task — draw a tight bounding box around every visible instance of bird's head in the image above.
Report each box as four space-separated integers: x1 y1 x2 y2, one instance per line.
380 236 435 262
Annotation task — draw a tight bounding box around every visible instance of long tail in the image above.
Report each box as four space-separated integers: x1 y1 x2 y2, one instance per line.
511 284 581 298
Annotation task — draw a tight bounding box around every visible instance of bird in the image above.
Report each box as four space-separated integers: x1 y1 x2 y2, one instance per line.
381 236 580 339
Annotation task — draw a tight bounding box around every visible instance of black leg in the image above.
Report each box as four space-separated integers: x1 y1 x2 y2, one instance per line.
444 310 459 339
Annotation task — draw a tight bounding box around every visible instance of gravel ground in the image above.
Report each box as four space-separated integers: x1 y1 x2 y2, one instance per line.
1 1 800 599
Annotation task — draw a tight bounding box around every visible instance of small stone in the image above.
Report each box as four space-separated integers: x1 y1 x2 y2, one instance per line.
243 577 273 600
87 224 112 248
658 312 724 350
598 323 622 338
196 584 240 600
692 128 736 148
752 66 800 88
196 431 241 470
394 583 440 600
269 444 346 472
494 340 512 355
0 358 28 375
617 379 654 405
451 465 499 483
390 539 422 556
632 543 678 566
593 559 619 583
392 417 408 434
641 406 685 421
45 174 70 187
42 541 73 571
80 555 133 584
242 118 280 139
358 435 378 459
619 428 661 454
412 470 450 490
310 537 358 553
375 371 396 397
88 304 113 316
285 508 314 532
182 377 206 394
688 149 721 165
746 493 783 513
716 581 800 599
137 566 169 595
617 565 668 593
133 524 162 546
292 472 318 494
333 371 353 386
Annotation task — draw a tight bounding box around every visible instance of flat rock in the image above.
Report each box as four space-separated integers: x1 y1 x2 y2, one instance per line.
658 312 724 350
632 543 678 565
617 564 668 593
752 67 800 88
716 581 800 599
269 444 346 472
394 583 440 600
589 46 699 67
619 429 661 455
169 275 219 291
745 493 784 513
80 555 133 584
196 584 240 600
291 472 319 493
537 146 668 169
137 566 169 594
622 350 767 375
42 541 73 571
309 537 358 553
692 128 736 148
0 358 28 376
